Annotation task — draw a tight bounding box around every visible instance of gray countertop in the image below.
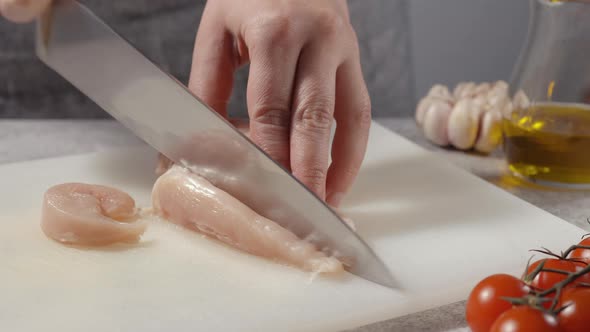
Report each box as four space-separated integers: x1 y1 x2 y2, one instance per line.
2 117 590 332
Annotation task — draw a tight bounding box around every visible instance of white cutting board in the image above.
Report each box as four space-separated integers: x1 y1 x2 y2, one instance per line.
0 122 585 332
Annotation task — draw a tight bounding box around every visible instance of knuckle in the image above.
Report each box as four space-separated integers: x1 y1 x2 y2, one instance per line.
316 10 353 36
356 94 372 128
246 12 294 47
343 165 361 180
252 107 291 128
299 165 327 187
348 32 361 58
314 10 347 36
294 104 334 132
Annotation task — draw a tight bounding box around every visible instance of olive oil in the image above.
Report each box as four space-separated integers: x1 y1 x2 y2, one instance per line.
503 102 590 186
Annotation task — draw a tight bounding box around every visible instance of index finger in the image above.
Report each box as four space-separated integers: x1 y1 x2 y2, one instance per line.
0 0 51 23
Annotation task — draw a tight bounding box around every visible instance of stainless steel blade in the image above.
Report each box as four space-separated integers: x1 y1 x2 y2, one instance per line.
36 0 396 288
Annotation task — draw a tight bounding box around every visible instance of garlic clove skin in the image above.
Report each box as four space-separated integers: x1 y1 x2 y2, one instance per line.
421 81 513 152
474 82 491 96
416 96 451 126
474 110 503 154
490 81 509 95
415 97 431 126
427 84 454 101
453 82 470 99
447 99 479 150
454 82 477 99
513 90 531 110
471 95 488 111
423 100 453 146
501 99 514 118
487 87 511 112
487 92 510 109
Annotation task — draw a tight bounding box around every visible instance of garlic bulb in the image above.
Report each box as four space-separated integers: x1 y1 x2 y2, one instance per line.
423 100 453 146
416 80 513 153
416 85 455 127
453 82 477 99
448 99 479 150
474 82 491 96
427 84 454 102
513 89 531 110
474 110 503 153
416 97 449 126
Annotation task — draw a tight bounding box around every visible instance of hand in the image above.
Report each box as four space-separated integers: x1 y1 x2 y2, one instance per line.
189 0 371 206
0 0 50 22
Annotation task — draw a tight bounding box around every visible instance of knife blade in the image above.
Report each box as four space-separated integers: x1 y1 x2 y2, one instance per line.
35 0 396 288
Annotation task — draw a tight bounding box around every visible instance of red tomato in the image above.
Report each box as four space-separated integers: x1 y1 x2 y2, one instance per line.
526 259 579 291
490 306 561 332
570 238 590 264
558 288 590 332
466 274 529 332
570 264 590 289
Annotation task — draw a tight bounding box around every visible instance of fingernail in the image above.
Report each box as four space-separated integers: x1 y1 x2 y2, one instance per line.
327 192 345 208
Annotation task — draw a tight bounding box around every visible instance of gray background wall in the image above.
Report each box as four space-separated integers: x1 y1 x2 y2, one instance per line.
409 0 530 100
0 0 531 118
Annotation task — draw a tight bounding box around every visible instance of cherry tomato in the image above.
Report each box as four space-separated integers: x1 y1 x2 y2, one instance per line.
570 264 590 288
490 306 561 332
466 274 529 332
558 288 590 332
570 237 590 264
526 259 579 291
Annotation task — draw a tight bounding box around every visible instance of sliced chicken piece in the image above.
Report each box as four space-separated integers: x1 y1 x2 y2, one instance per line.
156 153 174 177
152 165 343 274
41 183 146 246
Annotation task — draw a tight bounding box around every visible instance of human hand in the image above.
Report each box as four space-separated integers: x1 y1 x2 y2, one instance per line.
188 0 371 206
0 0 50 23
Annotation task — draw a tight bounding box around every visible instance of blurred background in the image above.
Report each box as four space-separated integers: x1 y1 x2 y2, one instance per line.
0 0 529 119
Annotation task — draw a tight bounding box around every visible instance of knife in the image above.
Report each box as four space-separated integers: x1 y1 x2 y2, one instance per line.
35 0 395 288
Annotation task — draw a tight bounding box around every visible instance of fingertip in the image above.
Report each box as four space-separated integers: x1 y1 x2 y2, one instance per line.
0 0 50 23
326 191 344 208
325 159 361 206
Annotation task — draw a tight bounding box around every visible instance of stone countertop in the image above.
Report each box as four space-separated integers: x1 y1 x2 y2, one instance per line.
2 117 589 332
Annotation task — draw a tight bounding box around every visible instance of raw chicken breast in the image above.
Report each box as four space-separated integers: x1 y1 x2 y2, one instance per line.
155 153 174 176
152 166 343 273
41 183 146 246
